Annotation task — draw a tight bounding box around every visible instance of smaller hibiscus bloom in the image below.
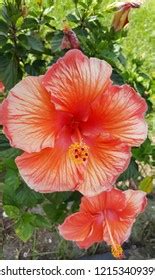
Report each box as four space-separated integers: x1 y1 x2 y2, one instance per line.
0 81 5 93
59 188 147 259
110 1 142 32
60 23 80 50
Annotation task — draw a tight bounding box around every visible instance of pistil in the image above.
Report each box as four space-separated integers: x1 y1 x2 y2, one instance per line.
104 210 124 259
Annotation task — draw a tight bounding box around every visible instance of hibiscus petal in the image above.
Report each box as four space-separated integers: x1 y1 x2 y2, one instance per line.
1 76 68 153
103 214 134 245
103 190 147 245
77 136 131 196
112 9 130 31
90 84 147 146
42 50 112 118
80 189 126 213
100 190 134 245
76 219 104 249
121 189 147 218
58 212 93 241
15 133 86 192
104 188 127 211
80 195 106 214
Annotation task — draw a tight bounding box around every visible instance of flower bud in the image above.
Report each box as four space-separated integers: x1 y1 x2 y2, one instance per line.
110 1 142 31
0 81 5 93
60 24 80 50
21 4 28 18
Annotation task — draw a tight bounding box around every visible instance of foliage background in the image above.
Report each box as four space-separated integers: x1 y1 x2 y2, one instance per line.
0 0 155 259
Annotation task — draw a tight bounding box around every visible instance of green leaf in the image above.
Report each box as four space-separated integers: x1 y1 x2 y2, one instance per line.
21 17 38 29
0 140 19 170
22 212 34 223
15 184 44 208
27 35 44 52
31 214 51 228
3 185 18 206
18 34 31 50
24 64 37 75
117 158 140 181
3 168 20 207
5 169 20 190
15 219 34 242
0 148 21 159
139 176 154 193
45 192 72 204
0 54 18 90
51 31 63 52
43 203 66 223
14 212 50 242
112 70 124 85
16 16 24 28
3 180 44 208
0 19 9 34
0 134 10 149
24 59 46 76
132 138 153 163
72 0 79 4
4 205 21 219
0 34 7 46
3 158 18 170
67 13 79 23
1 2 21 24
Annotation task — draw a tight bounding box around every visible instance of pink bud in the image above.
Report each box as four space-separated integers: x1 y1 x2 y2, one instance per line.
0 81 5 93
60 25 80 50
111 1 142 31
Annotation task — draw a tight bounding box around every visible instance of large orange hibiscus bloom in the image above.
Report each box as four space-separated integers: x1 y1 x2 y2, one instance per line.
59 188 147 258
0 50 147 196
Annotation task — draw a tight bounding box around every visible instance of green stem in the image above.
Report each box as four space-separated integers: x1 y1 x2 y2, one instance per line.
32 230 37 260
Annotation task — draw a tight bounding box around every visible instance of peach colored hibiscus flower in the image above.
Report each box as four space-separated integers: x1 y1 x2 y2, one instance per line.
59 188 147 258
0 50 147 196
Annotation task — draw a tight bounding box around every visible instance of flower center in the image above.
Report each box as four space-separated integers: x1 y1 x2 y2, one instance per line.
69 142 89 164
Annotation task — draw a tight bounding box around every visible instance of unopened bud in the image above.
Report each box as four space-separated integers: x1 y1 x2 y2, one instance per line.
0 81 5 94
60 23 80 50
111 1 142 31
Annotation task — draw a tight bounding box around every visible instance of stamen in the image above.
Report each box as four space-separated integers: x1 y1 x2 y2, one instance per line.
111 243 124 259
104 210 124 259
69 142 89 164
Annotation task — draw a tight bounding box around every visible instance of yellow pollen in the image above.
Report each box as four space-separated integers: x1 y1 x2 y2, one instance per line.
111 243 124 259
69 142 89 164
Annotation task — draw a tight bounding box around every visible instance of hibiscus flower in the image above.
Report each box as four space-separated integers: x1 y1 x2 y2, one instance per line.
59 188 147 258
0 50 147 196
